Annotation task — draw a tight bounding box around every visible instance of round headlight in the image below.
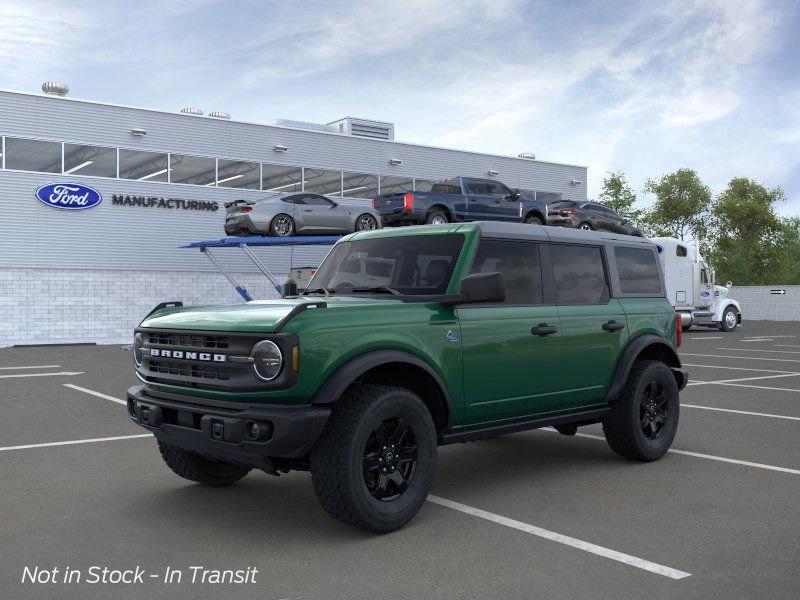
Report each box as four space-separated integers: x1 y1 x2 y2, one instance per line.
133 332 144 367
251 340 283 381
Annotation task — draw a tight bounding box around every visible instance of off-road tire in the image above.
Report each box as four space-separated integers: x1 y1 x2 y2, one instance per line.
269 213 295 237
602 360 679 461
720 306 738 332
525 214 543 225
157 441 251 486
311 384 437 533
426 209 449 225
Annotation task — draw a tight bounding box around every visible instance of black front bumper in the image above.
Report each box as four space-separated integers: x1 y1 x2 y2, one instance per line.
127 385 330 469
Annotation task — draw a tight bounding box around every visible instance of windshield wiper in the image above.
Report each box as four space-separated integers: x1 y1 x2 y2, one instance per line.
302 287 334 296
349 286 401 295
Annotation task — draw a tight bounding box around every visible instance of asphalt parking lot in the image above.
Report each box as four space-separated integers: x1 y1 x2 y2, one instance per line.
2 320 799 600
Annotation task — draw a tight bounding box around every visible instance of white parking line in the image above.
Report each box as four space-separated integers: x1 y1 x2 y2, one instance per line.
539 427 800 475
687 373 800 386
715 347 800 355
0 364 61 371
682 404 800 421
63 384 126 405
681 353 800 363
545 430 800 476
739 339 773 342
776 344 800 349
0 434 151 453
713 382 800 394
0 371 84 379
427 495 691 579
687 336 724 340
682 363 798 374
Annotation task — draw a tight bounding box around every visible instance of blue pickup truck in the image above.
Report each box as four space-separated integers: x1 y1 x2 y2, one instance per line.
372 177 549 226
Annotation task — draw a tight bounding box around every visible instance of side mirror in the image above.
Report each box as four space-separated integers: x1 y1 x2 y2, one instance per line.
329 201 338 208
282 279 299 297
441 272 505 306
726 281 732 288
505 188 520 200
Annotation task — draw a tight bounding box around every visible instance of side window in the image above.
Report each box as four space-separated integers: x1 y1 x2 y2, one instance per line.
470 240 543 304
614 247 662 295
304 195 333 206
486 181 512 197
282 195 304 204
466 180 490 195
550 245 609 304
676 245 688 257
430 180 462 194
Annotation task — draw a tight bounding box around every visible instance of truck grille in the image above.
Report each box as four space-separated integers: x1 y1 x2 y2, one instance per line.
145 331 230 350
147 358 231 381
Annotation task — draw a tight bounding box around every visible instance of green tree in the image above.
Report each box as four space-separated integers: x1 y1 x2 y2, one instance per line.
598 171 641 222
642 169 711 241
707 177 785 285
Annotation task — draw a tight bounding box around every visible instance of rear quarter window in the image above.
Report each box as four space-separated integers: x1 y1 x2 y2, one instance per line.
614 246 663 295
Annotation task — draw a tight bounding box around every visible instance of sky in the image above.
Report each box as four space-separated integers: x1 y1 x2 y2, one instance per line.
1 0 799 212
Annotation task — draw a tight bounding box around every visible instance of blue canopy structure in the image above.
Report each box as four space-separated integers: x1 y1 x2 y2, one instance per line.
182 235 341 301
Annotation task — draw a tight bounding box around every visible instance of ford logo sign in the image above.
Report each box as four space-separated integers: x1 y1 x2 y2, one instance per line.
35 183 102 210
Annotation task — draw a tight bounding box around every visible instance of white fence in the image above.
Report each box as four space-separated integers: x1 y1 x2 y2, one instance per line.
731 286 800 321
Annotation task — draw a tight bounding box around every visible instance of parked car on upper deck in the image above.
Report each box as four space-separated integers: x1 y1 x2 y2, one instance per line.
547 200 643 236
224 192 382 237
372 176 548 227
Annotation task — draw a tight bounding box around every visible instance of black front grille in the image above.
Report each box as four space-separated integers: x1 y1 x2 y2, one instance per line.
148 358 231 381
146 332 230 350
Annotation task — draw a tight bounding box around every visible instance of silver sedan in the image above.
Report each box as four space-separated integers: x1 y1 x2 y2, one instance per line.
224 193 382 237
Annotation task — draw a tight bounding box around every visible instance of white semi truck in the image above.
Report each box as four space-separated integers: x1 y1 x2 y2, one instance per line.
651 237 742 332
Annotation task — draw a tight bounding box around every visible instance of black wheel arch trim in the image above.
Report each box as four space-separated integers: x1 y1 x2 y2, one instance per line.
606 334 687 403
310 349 452 416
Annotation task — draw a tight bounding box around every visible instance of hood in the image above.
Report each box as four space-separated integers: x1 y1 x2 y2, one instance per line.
714 285 730 299
140 296 400 333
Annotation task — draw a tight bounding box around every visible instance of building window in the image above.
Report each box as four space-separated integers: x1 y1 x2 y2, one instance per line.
119 149 169 182
413 178 436 192
341 172 379 198
4 137 61 173
217 159 260 189
379 175 413 195
63 144 117 177
262 164 302 192
170 154 216 186
304 168 342 196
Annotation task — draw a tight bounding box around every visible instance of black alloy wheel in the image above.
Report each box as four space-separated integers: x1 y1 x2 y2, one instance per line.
362 418 418 501
639 381 667 440
270 214 295 237
356 213 378 231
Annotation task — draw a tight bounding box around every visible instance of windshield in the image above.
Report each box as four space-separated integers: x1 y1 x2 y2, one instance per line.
305 234 465 296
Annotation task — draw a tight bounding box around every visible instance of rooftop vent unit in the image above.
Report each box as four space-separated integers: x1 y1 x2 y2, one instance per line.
269 119 337 134
180 106 203 116
518 152 536 160
328 117 395 141
208 111 231 119
42 82 69 96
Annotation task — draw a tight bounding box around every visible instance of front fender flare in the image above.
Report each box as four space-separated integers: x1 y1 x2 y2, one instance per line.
606 334 686 403
310 349 452 412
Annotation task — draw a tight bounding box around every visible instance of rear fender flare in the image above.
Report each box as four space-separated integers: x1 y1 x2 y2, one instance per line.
606 335 684 403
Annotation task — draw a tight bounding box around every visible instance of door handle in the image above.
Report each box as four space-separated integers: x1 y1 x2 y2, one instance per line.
531 323 558 336
303 209 313 213
602 320 625 332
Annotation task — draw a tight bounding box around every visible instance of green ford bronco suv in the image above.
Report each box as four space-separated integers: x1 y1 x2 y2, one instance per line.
128 222 688 532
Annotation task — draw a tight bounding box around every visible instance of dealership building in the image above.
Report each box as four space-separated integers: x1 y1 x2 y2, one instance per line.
0 84 588 346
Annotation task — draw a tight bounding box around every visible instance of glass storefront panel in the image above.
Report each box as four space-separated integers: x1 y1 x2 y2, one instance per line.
170 154 216 186
262 164 302 193
379 175 413 195
4 137 61 173
304 168 342 196
341 171 379 198
217 159 260 189
119 149 169 182
63 144 117 177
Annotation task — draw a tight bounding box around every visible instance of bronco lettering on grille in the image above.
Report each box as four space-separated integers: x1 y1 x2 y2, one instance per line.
149 348 227 362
